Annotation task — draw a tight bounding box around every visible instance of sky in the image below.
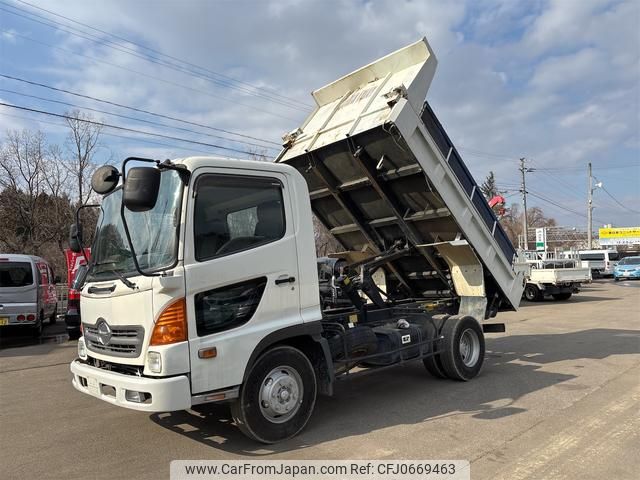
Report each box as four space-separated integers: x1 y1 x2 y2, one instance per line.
0 0 639 229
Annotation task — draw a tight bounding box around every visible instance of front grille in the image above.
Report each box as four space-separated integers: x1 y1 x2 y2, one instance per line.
83 322 144 358
86 357 144 376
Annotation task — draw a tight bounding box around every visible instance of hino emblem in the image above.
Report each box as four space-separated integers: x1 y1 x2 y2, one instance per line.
96 319 112 345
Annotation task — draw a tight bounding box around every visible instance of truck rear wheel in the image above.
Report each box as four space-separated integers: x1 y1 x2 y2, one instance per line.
231 346 317 444
439 315 485 381
524 284 542 302
552 292 572 301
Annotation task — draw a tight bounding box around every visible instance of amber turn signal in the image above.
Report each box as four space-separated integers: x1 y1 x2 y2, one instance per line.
198 347 217 359
150 298 187 346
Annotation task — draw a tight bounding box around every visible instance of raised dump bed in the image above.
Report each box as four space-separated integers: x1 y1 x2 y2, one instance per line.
277 38 525 321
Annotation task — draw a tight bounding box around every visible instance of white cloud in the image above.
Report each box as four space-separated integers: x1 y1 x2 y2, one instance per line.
1 29 18 43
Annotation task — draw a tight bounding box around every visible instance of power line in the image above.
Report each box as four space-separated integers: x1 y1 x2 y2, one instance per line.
4 0 313 110
536 164 640 172
0 87 280 152
596 182 640 215
0 102 270 157
0 4 309 113
0 29 300 122
0 74 281 146
527 190 608 224
0 110 241 158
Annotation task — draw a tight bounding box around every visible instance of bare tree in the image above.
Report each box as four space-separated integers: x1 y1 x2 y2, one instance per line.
0 129 77 274
0 130 47 252
500 203 557 248
64 109 103 204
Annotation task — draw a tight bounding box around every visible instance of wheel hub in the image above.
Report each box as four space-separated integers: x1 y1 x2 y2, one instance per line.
259 366 303 423
459 328 480 367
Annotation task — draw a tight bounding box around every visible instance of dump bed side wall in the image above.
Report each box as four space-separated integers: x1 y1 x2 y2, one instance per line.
420 102 516 264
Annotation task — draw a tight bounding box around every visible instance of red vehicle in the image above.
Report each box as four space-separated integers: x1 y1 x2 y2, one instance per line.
64 249 90 340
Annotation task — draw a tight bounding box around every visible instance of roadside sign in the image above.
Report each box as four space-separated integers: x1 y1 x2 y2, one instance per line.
535 227 546 251
599 227 640 246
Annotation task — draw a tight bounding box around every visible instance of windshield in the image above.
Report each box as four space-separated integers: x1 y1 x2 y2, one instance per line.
87 170 183 281
619 257 640 265
0 262 34 287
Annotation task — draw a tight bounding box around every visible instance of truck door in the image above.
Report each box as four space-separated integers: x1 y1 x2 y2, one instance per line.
184 169 301 394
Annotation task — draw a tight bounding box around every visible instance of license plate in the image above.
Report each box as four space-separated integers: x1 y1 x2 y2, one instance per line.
87 377 100 396
0 317 8 326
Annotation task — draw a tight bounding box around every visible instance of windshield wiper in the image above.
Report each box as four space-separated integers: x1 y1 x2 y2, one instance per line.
92 262 137 290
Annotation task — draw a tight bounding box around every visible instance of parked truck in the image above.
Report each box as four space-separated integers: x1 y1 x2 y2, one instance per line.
68 38 526 443
64 248 91 340
521 251 591 301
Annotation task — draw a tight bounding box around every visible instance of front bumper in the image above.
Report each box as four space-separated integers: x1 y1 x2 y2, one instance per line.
70 359 191 412
614 270 640 279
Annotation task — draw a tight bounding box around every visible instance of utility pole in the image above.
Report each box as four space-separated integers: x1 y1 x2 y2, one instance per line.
587 162 593 248
586 164 603 248
519 158 530 249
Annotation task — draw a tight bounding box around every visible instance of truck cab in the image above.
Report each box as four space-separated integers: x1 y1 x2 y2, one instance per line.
71 158 320 409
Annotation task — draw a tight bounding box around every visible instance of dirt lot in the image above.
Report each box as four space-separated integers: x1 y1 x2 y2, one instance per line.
1 279 638 480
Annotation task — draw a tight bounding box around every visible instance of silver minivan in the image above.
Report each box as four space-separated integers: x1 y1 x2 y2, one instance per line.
0 254 58 337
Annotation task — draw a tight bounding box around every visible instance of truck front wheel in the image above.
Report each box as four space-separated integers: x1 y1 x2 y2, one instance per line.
439 315 485 381
524 284 542 302
231 346 317 443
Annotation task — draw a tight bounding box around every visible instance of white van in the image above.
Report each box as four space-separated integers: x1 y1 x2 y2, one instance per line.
0 254 59 337
576 249 620 277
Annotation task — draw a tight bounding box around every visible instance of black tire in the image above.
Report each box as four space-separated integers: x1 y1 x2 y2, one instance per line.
439 315 485 381
68 329 81 341
423 314 450 379
49 307 57 325
32 313 43 338
524 284 541 302
231 346 317 444
423 353 448 379
614 277 620 282
328 326 378 373
552 292 572 301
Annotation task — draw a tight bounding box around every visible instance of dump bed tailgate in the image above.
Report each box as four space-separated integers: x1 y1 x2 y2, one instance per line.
277 38 525 315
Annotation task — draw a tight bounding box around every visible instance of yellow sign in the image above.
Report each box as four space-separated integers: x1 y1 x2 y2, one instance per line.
599 227 640 238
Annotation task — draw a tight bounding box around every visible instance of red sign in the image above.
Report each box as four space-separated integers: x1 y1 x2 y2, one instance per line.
64 248 91 285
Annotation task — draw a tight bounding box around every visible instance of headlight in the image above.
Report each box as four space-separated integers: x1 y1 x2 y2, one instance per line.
147 351 162 373
77 338 87 360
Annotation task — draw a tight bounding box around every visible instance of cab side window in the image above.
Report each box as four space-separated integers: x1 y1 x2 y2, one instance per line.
194 175 286 262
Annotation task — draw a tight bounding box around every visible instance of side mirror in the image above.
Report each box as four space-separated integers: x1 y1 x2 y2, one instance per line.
123 167 160 212
69 223 83 253
72 264 88 291
91 165 120 195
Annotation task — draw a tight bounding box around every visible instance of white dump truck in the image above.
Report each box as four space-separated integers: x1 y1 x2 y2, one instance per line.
69 38 526 443
521 251 591 301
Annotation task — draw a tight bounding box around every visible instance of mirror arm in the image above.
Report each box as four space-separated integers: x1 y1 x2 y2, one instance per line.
74 204 100 263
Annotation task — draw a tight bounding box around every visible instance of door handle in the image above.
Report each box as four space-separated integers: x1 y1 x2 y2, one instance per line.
275 276 296 285
87 285 116 294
